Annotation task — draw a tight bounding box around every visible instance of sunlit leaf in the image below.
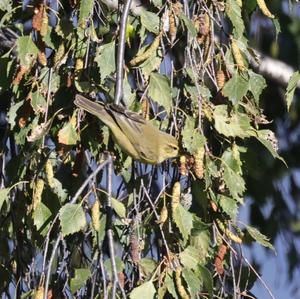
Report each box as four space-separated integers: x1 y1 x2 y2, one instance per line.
95 41 115 81
130 281 156 299
246 225 275 251
70 268 91 293
173 204 193 244
16 35 39 67
285 71 300 112
59 203 87 236
140 11 160 34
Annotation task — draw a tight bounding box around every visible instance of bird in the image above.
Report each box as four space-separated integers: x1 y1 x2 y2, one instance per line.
74 94 179 164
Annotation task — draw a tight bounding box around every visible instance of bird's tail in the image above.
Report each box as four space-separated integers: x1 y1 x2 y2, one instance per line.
74 94 115 127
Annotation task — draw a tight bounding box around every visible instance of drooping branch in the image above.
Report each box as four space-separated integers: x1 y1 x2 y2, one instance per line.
114 0 133 106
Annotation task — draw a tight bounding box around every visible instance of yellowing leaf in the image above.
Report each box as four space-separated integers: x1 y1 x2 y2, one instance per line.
58 114 80 145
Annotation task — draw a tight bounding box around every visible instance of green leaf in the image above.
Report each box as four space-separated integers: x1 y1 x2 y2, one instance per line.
148 73 172 111
140 11 160 34
152 0 162 7
223 72 249 105
140 50 162 81
0 188 10 211
219 195 238 220
223 165 245 203
30 90 47 114
221 146 242 174
182 268 202 296
0 0 12 12
225 0 245 38
32 202 52 235
273 18 281 40
51 178 68 202
59 203 87 236
246 225 275 251
95 41 116 81
213 105 252 138
78 0 94 28
198 265 213 299
173 204 193 244
8 100 24 128
140 258 157 276
179 13 197 37
285 71 300 111
130 281 156 299
190 217 210 262
179 246 201 270
104 256 124 279
0 182 25 211
16 36 39 67
182 116 206 154
70 268 91 293
248 71 266 103
165 272 179 299
111 197 126 218
255 130 286 165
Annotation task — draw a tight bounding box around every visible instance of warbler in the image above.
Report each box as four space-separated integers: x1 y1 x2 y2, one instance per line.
74 95 179 164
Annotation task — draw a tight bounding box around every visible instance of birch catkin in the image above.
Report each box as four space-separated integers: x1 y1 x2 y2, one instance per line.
257 0 275 18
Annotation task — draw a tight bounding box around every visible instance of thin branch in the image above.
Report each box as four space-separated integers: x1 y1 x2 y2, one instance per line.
141 181 171 259
106 156 126 299
242 255 276 299
115 0 133 105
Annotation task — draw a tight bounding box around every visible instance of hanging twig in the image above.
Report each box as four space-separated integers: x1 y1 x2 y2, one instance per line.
106 155 126 299
42 159 109 299
114 0 133 105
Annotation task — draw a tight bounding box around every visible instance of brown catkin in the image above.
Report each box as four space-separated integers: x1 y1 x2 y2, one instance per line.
117 272 125 288
130 33 161 66
257 0 275 18
45 159 55 188
175 268 190 299
210 200 218 212
91 199 100 231
18 117 27 128
215 243 228 275
216 219 242 244
193 147 205 179
40 6 48 37
198 13 210 36
130 231 140 264
216 68 226 90
169 12 177 44
33 178 44 211
171 182 181 216
179 155 188 176
38 51 47 66
32 4 43 31
13 65 29 85
141 97 150 120
231 38 245 71
34 286 44 299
